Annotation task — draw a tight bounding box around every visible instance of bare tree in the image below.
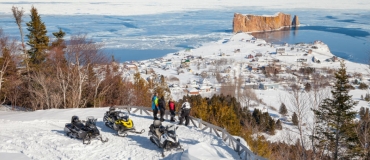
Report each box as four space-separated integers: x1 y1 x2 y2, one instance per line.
307 73 331 159
287 83 310 159
241 88 258 108
0 29 19 103
11 6 28 69
65 34 109 108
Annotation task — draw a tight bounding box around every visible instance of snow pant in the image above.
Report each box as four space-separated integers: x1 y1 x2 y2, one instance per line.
153 109 159 120
159 108 165 122
179 109 190 126
170 110 176 121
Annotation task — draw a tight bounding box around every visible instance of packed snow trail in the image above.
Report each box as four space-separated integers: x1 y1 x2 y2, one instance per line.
0 107 239 160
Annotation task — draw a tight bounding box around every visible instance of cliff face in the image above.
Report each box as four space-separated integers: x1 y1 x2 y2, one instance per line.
292 15 300 26
233 12 292 33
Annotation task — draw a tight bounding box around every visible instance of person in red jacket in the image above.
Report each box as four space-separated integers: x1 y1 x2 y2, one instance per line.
168 98 176 122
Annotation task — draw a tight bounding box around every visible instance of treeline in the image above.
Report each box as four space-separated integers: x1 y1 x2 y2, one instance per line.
1 6 172 110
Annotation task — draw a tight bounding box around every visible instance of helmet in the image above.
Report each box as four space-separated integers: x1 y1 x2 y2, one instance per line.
109 106 116 112
71 116 79 123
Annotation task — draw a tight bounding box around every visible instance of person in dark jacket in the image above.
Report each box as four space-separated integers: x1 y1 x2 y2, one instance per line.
152 93 159 120
158 96 166 122
179 98 191 126
168 98 176 122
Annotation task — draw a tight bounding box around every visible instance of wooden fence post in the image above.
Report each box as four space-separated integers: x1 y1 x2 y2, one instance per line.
236 138 240 154
198 119 202 129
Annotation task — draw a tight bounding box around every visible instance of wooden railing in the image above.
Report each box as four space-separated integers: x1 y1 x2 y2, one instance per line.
116 106 266 160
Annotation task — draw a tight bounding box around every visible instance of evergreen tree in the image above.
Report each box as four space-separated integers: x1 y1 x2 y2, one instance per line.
276 119 282 130
133 72 151 107
26 6 49 65
51 28 65 48
359 107 366 119
304 83 311 92
312 61 359 159
279 103 288 116
292 112 298 126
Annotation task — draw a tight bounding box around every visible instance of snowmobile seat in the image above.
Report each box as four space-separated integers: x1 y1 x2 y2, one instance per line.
155 126 165 137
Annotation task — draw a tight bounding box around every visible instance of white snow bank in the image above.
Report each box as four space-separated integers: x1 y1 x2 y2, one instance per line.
181 142 236 160
0 108 239 160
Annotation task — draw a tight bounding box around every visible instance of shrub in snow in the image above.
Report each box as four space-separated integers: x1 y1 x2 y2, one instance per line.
358 83 368 90
292 112 298 126
279 103 288 116
365 94 370 102
276 119 282 130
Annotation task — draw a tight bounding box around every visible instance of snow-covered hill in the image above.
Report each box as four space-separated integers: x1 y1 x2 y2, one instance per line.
0 107 239 160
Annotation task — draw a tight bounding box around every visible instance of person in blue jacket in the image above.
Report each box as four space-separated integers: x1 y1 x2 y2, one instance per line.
152 93 159 120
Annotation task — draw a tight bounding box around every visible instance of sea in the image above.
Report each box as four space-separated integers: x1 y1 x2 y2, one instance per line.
0 7 369 63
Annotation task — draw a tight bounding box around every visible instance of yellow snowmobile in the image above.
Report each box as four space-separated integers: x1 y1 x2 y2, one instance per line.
103 108 145 137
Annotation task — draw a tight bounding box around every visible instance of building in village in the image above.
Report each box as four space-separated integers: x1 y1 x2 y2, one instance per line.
187 87 199 95
276 48 285 55
259 83 279 90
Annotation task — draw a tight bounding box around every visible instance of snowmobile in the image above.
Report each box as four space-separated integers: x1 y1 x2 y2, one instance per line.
103 108 145 137
148 120 184 157
64 116 108 145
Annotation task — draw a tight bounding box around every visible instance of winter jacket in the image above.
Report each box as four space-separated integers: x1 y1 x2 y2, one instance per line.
181 102 191 110
158 98 166 111
152 96 158 110
169 101 175 111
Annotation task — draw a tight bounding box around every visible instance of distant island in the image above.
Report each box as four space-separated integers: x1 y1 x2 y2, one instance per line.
233 12 300 33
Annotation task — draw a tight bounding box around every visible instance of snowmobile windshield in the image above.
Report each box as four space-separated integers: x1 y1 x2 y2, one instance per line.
117 112 129 121
166 125 176 132
86 116 97 126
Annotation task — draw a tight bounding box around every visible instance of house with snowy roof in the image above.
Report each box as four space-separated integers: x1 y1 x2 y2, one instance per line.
187 88 199 95
259 83 279 90
124 64 138 72
276 48 285 55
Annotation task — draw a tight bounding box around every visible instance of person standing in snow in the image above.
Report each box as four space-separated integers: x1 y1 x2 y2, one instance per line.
168 98 176 122
178 98 191 126
158 96 166 122
152 93 159 120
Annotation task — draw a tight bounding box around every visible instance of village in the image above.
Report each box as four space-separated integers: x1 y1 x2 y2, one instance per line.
118 32 368 100
114 32 370 142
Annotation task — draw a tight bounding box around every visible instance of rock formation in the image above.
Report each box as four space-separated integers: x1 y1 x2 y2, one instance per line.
292 15 300 26
233 12 292 33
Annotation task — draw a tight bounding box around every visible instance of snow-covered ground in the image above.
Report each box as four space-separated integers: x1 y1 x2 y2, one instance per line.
0 107 239 160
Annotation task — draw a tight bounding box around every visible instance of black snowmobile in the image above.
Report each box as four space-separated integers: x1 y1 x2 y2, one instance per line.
148 120 183 157
103 108 145 137
64 116 108 144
